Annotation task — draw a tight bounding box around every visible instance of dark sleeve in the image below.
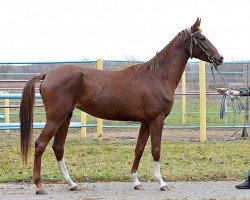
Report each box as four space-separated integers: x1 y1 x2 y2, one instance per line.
237 87 250 96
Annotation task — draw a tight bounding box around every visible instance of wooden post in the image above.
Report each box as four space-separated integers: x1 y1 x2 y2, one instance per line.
199 61 206 143
96 59 103 139
182 71 186 125
80 112 87 138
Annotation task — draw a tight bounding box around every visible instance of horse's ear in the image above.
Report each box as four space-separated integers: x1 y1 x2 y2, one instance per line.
191 17 201 32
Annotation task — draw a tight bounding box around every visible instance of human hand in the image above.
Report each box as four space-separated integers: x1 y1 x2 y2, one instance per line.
216 88 240 96
216 88 227 95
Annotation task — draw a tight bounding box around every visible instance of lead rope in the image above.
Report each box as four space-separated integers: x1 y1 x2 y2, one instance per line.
211 64 244 124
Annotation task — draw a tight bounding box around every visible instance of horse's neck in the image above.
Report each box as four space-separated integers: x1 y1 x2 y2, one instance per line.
157 37 189 90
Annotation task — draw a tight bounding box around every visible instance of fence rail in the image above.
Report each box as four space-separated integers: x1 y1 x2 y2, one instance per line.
1 59 250 141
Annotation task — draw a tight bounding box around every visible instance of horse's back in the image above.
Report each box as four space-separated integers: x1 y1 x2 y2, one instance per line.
39 65 121 111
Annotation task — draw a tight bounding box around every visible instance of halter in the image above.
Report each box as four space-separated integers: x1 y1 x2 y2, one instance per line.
188 29 201 58
187 28 216 65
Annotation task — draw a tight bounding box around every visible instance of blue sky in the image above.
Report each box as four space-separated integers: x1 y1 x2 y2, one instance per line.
0 0 250 62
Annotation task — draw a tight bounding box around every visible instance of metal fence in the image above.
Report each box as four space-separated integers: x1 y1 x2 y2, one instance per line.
1 60 250 141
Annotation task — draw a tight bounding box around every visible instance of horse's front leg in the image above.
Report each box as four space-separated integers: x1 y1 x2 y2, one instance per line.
149 115 170 191
131 122 150 190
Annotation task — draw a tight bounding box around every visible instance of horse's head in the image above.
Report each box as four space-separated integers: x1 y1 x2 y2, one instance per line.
187 17 223 66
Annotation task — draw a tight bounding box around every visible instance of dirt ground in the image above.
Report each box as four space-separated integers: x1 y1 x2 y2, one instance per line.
1 127 249 143
69 127 249 142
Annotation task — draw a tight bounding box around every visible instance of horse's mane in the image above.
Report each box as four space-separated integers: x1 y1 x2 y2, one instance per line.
133 29 190 72
134 54 160 72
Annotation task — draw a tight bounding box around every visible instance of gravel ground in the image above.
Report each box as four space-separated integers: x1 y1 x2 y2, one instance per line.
1 181 250 200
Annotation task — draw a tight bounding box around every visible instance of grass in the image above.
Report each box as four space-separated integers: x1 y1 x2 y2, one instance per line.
0 134 249 183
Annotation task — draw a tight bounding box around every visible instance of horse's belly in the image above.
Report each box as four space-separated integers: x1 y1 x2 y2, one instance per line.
76 97 143 121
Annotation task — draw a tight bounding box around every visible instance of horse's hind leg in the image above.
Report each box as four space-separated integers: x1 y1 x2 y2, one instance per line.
33 120 62 194
131 122 150 190
52 112 77 191
33 107 72 195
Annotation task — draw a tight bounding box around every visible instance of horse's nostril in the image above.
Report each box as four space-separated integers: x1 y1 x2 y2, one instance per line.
220 56 224 61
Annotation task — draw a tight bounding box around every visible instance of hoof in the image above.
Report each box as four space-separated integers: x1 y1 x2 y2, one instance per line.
160 185 170 191
36 188 47 195
134 185 144 190
69 184 78 191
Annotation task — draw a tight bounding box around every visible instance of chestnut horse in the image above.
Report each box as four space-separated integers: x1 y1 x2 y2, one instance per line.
20 18 223 194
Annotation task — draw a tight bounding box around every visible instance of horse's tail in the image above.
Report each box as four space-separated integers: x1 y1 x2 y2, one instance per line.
19 73 46 165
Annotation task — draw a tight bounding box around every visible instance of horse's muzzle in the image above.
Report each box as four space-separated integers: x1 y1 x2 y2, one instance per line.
214 55 224 66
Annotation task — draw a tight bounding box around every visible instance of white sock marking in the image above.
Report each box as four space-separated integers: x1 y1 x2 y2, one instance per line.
131 172 141 187
153 161 167 188
58 159 77 188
